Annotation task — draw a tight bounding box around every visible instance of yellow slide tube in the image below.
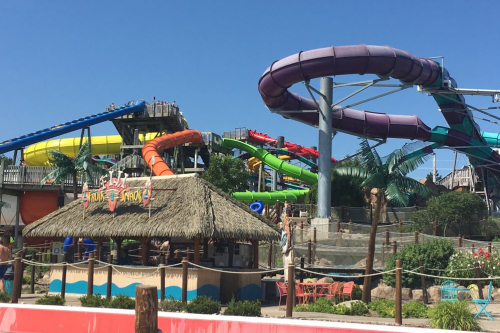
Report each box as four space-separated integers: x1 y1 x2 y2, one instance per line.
24 133 160 166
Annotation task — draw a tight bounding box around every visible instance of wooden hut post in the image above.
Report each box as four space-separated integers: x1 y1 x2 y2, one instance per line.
203 238 209 259
193 237 201 265
140 238 150 266
95 238 104 262
227 242 234 268
251 240 259 269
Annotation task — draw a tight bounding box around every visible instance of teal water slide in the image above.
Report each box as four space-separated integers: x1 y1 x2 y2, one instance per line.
221 138 317 203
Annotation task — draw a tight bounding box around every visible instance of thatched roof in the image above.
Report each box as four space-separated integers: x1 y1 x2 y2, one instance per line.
23 174 279 242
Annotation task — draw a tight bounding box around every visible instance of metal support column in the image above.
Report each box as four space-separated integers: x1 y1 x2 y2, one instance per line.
317 77 333 218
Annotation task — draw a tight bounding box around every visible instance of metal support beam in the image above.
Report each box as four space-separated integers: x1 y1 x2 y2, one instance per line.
317 77 333 218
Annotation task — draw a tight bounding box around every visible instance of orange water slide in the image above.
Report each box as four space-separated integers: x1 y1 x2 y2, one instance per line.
142 129 202 176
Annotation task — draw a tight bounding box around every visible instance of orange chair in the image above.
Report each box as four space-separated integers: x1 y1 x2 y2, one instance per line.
276 281 288 308
295 284 307 304
338 281 355 302
326 282 341 303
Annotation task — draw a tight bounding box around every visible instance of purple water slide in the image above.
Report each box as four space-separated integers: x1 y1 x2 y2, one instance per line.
258 45 441 141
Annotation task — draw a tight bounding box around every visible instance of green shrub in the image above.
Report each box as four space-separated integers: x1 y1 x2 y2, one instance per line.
305 297 336 314
368 299 395 318
224 298 261 317
108 294 135 309
35 294 65 306
160 296 187 312
294 304 310 312
186 296 221 314
22 276 31 285
293 298 368 316
383 239 454 288
0 291 11 303
79 294 110 308
351 284 362 300
349 301 369 316
402 301 428 318
429 301 481 331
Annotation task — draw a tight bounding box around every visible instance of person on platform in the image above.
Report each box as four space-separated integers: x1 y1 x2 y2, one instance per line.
0 240 12 292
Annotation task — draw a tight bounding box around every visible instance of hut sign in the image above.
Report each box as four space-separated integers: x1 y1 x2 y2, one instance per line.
82 171 152 212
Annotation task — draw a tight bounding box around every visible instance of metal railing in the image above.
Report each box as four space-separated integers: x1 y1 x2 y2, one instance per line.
1 165 100 188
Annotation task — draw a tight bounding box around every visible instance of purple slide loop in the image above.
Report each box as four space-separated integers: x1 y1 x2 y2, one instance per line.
258 45 441 142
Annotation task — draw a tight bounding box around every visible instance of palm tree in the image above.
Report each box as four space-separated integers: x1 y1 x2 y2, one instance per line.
333 140 435 303
41 142 107 200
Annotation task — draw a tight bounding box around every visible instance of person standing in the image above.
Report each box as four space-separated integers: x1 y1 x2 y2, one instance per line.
0 240 12 293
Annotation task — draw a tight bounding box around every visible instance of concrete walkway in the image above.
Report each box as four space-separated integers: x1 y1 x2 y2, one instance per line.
16 294 500 332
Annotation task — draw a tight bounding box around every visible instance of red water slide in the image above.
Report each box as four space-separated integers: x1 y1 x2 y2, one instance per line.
142 129 202 176
248 130 337 163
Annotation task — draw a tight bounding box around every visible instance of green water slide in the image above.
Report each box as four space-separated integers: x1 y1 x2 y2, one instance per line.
221 138 318 203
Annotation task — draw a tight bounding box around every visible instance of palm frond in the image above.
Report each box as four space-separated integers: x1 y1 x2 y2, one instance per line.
395 177 436 197
361 172 385 189
385 181 409 207
333 166 369 180
359 139 382 170
0 201 10 209
75 142 92 165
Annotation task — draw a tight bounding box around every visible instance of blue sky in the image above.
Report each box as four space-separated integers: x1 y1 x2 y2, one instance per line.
1 0 500 180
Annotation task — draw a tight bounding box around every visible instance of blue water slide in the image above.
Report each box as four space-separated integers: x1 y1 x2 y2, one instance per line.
0 101 147 154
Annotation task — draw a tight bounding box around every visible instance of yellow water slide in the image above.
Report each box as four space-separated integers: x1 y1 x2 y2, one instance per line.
24 133 160 166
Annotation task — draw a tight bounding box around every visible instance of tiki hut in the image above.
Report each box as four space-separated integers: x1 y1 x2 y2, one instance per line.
23 174 279 266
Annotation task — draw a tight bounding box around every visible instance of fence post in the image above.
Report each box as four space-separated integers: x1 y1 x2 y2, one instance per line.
61 253 67 299
419 261 428 304
107 254 113 298
488 242 492 254
12 252 22 303
458 234 462 247
307 240 312 265
313 228 317 262
37 252 43 280
433 220 437 236
472 244 475 254
135 285 158 333
182 257 188 303
300 222 304 243
395 259 402 325
392 241 397 255
385 229 389 248
30 250 36 294
300 257 305 282
474 262 484 299
87 252 94 296
336 219 340 233
414 231 418 244
286 263 295 318
160 254 166 301
381 242 385 267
